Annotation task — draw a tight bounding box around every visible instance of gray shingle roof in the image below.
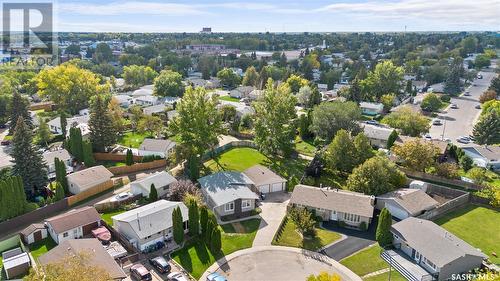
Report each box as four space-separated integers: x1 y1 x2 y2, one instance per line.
243 165 286 187
378 188 438 216
138 138 176 153
199 172 258 206
362 124 394 141
43 149 71 165
45 206 100 234
39 239 126 280
290 185 375 218
67 165 113 190
391 217 487 267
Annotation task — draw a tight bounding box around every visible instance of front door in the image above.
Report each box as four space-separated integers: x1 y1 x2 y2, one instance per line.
415 250 421 262
34 230 42 242
330 210 338 221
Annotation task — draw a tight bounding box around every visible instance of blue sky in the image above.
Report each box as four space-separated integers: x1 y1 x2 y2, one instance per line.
8 0 500 32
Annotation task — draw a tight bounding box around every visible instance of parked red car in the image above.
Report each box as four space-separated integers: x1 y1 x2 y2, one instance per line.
91 226 112 244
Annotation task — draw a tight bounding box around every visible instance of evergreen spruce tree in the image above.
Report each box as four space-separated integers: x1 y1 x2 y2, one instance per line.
125 149 134 166
89 95 117 152
60 111 67 137
188 199 199 236
210 228 222 254
69 127 84 162
82 140 95 167
149 184 158 202
11 117 48 195
54 158 69 194
200 206 208 237
172 206 184 245
54 182 65 201
376 208 393 247
36 117 53 146
0 176 29 220
444 61 462 96
9 91 31 135
473 110 500 145
386 130 399 149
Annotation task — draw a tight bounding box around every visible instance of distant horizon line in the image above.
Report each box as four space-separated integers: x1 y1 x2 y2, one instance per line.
2 30 499 34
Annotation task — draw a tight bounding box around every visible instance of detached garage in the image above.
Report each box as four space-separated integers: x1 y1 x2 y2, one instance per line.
243 165 286 194
20 223 47 245
376 188 439 220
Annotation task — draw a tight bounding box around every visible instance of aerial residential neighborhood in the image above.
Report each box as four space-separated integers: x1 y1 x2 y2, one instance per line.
0 1 499 281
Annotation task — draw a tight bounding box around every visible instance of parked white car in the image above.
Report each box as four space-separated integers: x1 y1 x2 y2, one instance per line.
110 192 133 202
456 136 472 144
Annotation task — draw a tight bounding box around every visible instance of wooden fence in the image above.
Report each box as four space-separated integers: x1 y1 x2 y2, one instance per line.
94 152 143 162
29 101 54 111
401 168 483 191
107 159 167 175
66 180 115 206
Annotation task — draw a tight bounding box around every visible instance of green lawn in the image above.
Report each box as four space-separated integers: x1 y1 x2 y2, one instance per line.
295 136 316 157
96 160 126 168
172 218 260 279
218 96 240 102
460 168 500 188
29 237 57 261
363 269 406 281
272 219 341 251
100 209 127 226
435 205 500 264
118 131 151 148
204 147 308 190
340 244 387 276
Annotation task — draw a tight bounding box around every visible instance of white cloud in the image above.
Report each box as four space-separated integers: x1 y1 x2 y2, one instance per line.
58 1 206 16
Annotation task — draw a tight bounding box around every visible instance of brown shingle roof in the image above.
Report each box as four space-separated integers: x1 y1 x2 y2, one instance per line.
243 165 286 186
45 206 100 234
38 239 126 280
138 138 176 153
378 188 439 215
20 223 45 237
67 165 113 190
290 185 374 218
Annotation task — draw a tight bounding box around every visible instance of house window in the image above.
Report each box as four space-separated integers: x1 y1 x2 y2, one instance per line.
242 200 251 209
73 229 78 236
225 202 234 212
63 232 68 237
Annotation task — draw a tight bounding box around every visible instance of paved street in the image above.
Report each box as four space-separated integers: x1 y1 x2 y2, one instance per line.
429 63 497 146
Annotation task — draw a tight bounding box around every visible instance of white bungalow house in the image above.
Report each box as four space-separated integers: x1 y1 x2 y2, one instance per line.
112 200 189 251
42 149 73 179
138 139 176 158
130 171 177 198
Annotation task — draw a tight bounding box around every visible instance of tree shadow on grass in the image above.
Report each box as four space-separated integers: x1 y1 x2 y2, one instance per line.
194 241 212 265
176 249 193 273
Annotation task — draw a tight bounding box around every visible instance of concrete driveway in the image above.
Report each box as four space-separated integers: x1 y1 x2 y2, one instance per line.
202 246 362 281
252 192 290 247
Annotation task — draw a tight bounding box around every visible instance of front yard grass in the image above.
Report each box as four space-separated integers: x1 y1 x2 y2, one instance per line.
28 237 57 261
100 209 127 226
96 160 126 168
272 219 341 251
363 269 406 281
218 96 240 102
204 147 308 190
434 205 500 264
171 218 260 279
118 131 151 148
340 244 387 276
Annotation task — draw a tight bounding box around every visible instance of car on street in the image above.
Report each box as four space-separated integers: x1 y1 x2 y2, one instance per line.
0 124 6 129
131 264 152 281
464 91 471 96
450 104 458 109
432 119 442 125
365 120 380 126
167 272 189 281
1 140 10 146
207 272 227 281
424 133 432 140
110 192 134 202
477 74 483 79
149 256 171 274
475 104 481 109
443 138 451 143
456 136 472 144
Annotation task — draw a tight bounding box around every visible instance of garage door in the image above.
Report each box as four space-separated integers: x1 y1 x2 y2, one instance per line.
271 182 283 192
259 184 270 193
386 203 408 220
82 222 99 235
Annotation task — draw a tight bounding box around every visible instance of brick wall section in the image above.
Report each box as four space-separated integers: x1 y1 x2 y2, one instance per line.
93 153 143 162
107 159 167 175
67 180 115 206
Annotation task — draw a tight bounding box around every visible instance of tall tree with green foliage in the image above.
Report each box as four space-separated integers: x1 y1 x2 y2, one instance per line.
325 130 357 173
82 140 95 167
200 205 208 237
54 182 65 201
172 206 184 245
0 176 30 220
444 61 463 96
217 68 241 89
310 101 361 142
386 130 399 149
9 91 31 135
188 199 200 236
346 156 406 196
89 95 117 152
473 110 500 145
210 227 222 254
122 65 157 87
376 208 393 247
11 117 48 195
35 117 53 146
168 87 223 179
242 66 259 87
383 106 430 137
361 61 404 101
125 149 134 166
353 133 375 165
54 158 69 194
392 139 439 172
153 70 185 97
253 79 297 157
68 127 84 162
149 184 158 202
